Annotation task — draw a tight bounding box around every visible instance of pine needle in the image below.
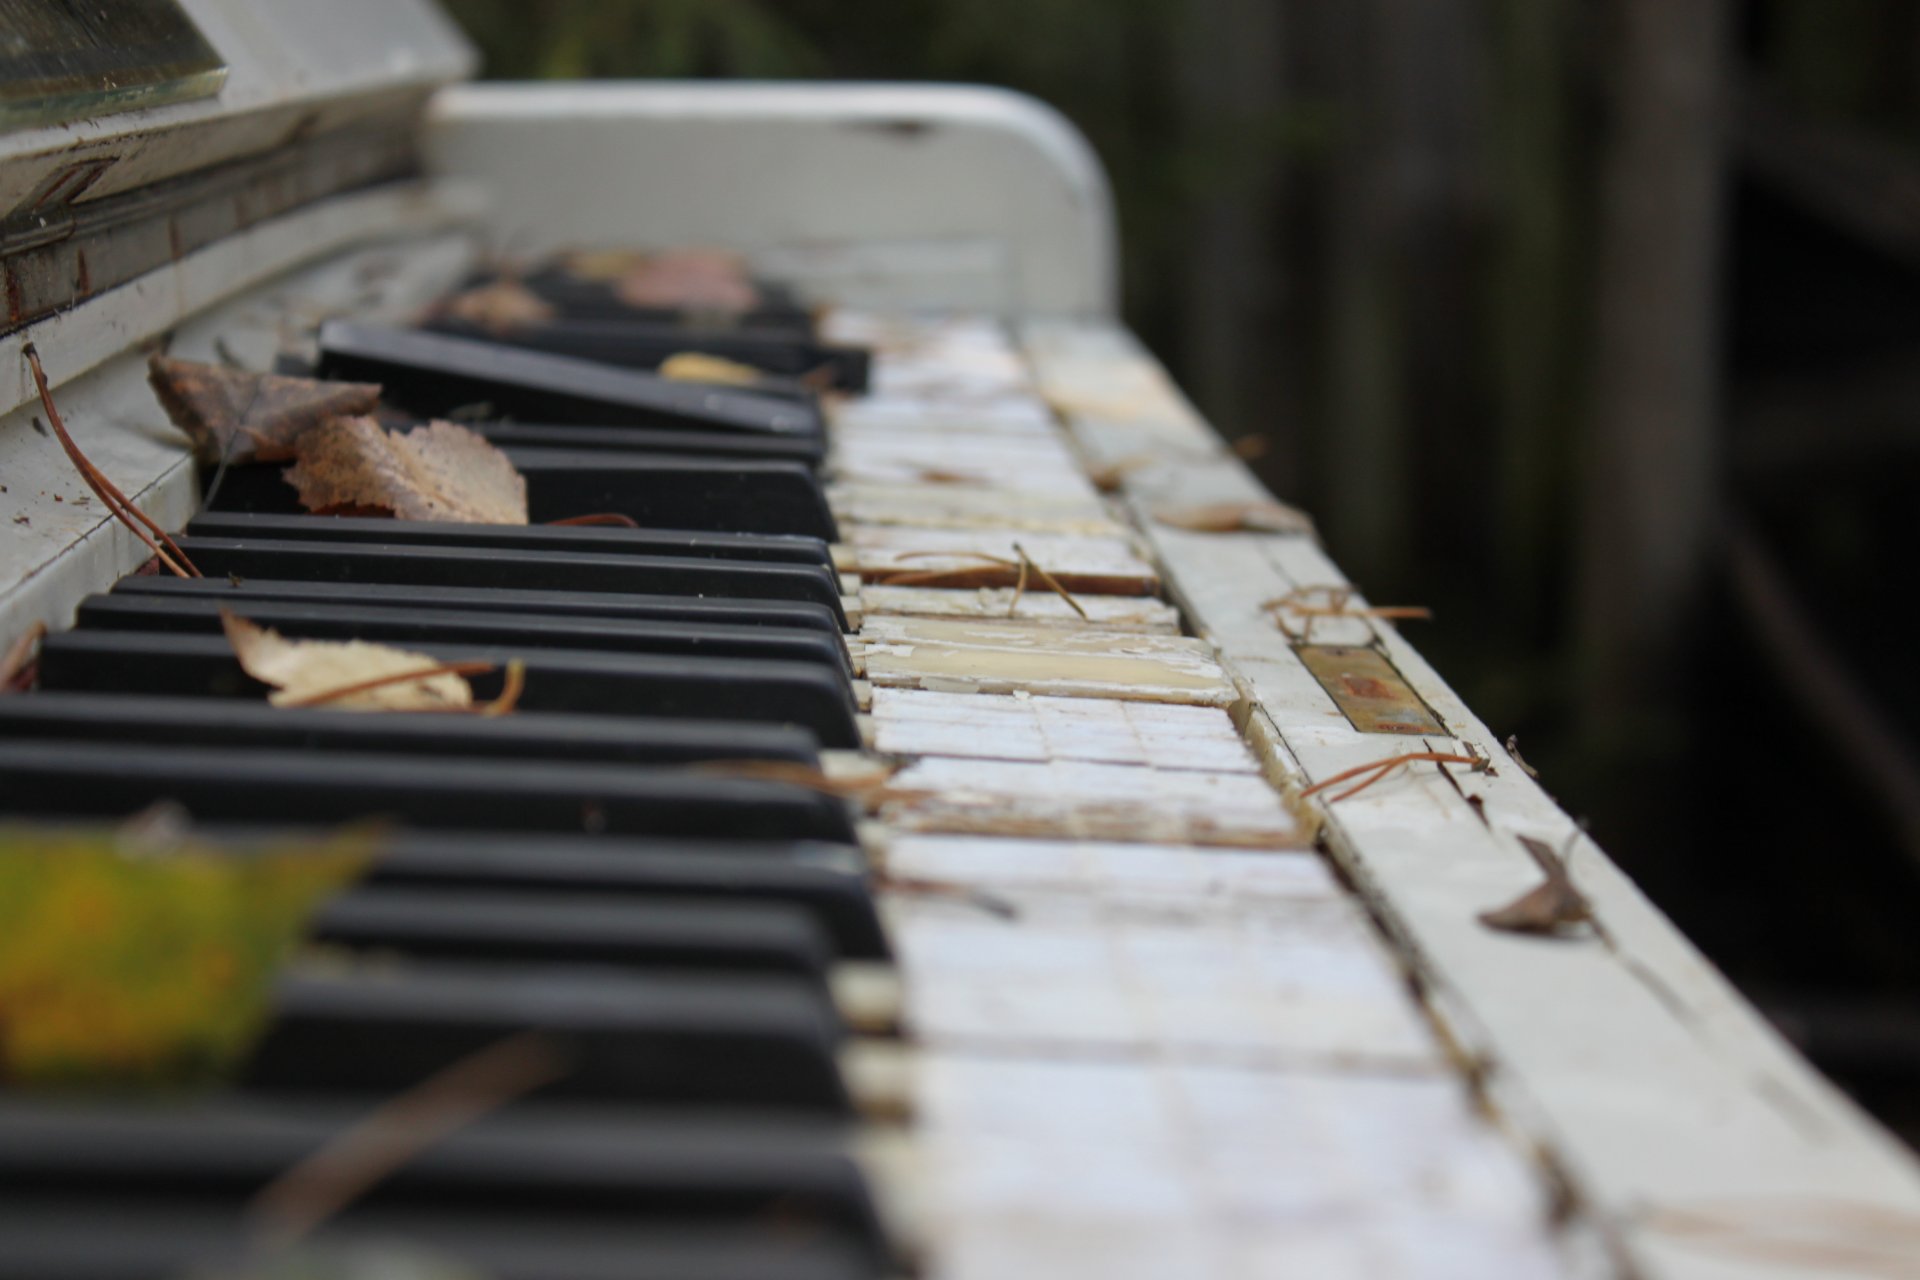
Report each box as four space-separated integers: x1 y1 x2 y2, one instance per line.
1013 541 1088 620
23 343 201 577
1300 750 1489 803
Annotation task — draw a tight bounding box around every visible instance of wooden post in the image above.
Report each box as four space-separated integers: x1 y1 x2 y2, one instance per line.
1175 0 1287 484
1572 0 1730 768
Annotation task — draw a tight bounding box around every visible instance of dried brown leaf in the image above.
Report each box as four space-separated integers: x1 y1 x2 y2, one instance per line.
148 356 381 465
221 608 474 711
436 281 555 335
658 352 763 386
1152 500 1316 537
283 417 528 525
612 249 759 311
1478 835 1592 935
558 249 648 282
2 621 47 693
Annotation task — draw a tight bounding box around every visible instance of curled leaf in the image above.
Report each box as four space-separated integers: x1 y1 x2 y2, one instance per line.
1153 500 1316 537
435 280 556 335
0 823 375 1092
148 356 382 465
659 351 763 386
1478 835 1593 936
221 608 474 711
283 417 528 525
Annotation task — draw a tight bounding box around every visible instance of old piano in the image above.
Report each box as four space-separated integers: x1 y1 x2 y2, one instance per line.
5 3 1920 1279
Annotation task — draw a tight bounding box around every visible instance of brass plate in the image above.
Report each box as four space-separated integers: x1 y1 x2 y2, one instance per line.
1297 645 1445 735
1 0 226 134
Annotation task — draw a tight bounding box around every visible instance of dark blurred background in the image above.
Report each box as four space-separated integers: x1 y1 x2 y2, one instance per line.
440 0 1920 1144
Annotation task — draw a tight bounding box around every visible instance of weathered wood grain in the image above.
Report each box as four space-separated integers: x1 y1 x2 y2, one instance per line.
830 426 1094 495
912 1054 1566 1280
828 482 1124 535
844 526 1160 596
880 755 1304 848
871 690 1257 769
858 584 1180 632
856 617 1235 706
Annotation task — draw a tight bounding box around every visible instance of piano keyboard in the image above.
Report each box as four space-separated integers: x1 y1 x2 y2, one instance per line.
0 263 1571 1279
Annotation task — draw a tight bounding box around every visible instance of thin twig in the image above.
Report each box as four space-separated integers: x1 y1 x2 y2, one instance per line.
1301 750 1489 803
1013 542 1088 620
201 371 265 511
22 343 200 576
1007 552 1031 618
248 1032 567 1250
282 660 496 708
875 549 1019 587
1263 585 1430 641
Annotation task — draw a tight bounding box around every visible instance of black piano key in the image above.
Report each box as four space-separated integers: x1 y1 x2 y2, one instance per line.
0 1212 879 1280
203 450 839 541
226 827 887 959
423 315 870 392
506 449 839 540
34 632 862 747
514 266 819 333
0 693 822 769
477 420 826 464
170 536 851 627
311 889 834 980
249 965 850 1111
186 511 834 569
0 1101 883 1249
0 742 858 842
316 320 824 437
73 595 854 677
112 575 846 642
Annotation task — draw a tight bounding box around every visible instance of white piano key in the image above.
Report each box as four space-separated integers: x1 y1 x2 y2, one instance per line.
871 690 1257 769
879 756 1303 847
857 619 1236 706
858 584 1179 631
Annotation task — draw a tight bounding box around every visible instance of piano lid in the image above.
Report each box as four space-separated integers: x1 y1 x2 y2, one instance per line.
0 0 473 218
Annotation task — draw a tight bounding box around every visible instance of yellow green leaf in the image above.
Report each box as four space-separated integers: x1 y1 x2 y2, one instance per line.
0 824 376 1093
